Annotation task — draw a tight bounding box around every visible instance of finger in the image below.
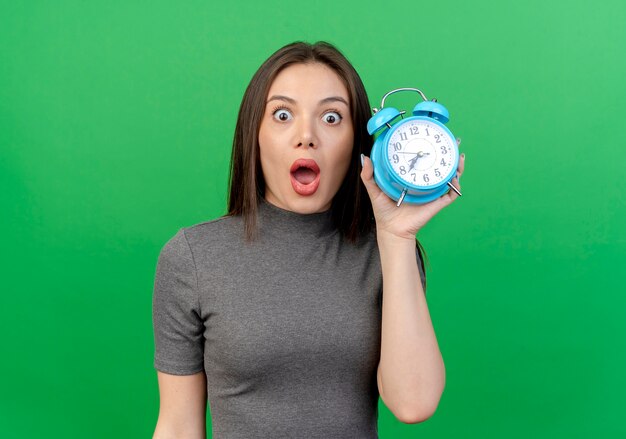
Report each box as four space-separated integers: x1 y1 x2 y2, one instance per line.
433 183 458 208
436 183 459 208
359 154 382 198
456 153 465 180
446 174 459 193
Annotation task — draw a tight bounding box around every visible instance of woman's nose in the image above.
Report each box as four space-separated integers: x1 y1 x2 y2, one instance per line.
295 117 317 148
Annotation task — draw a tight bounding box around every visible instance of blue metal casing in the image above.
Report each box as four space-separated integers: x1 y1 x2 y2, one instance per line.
412 101 450 123
369 113 459 204
366 107 402 135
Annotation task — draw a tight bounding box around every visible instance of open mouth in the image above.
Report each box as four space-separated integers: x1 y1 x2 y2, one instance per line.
290 159 321 196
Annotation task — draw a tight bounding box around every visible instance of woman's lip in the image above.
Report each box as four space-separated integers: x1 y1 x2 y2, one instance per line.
290 158 320 174
290 172 320 195
290 158 321 196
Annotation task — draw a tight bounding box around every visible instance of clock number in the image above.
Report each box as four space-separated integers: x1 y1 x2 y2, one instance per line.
434 134 441 143
423 174 430 183
399 131 408 141
440 145 447 154
399 166 406 175
434 168 441 177
394 142 402 151
440 158 446 167
411 173 416 182
392 154 399 164
410 126 419 135
425 127 429 136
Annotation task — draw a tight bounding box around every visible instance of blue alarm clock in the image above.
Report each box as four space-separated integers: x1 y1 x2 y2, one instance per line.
367 87 462 206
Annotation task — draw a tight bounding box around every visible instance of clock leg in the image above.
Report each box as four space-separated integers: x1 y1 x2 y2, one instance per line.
447 181 462 197
396 188 408 207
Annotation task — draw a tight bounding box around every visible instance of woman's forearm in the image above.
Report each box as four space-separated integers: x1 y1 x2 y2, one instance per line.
376 230 446 423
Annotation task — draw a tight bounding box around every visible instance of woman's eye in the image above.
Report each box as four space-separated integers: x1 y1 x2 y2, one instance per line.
323 111 342 125
273 109 293 122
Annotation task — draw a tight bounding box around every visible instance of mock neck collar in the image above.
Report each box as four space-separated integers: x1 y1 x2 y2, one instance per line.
257 198 337 239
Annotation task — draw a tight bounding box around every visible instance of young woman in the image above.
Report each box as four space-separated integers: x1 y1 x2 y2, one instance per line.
152 41 465 438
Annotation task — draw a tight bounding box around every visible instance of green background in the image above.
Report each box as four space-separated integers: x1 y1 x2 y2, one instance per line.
1 0 625 437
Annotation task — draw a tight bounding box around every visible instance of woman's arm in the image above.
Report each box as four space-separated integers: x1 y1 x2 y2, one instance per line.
360 152 465 423
376 233 445 424
153 371 207 439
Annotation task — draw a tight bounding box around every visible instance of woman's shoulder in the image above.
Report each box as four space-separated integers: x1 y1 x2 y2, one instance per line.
158 214 242 257
181 214 244 246
185 213 239 231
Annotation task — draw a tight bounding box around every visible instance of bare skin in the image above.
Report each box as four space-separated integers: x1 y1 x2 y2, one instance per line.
152 371 207 439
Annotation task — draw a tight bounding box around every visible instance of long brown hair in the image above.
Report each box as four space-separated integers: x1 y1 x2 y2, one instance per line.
226 41 427 287
227 41 372 240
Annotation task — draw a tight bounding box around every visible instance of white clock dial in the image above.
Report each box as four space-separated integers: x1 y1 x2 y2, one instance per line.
386 119 457 187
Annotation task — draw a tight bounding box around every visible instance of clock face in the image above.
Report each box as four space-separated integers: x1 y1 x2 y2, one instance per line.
386 118 457 187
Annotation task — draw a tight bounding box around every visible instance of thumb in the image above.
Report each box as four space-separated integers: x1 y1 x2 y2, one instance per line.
359 154 382 198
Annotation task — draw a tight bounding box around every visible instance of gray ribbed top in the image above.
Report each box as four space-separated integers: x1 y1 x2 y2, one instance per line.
153 199 424 438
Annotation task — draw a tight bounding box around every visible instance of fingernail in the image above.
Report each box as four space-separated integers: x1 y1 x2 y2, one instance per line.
360 153 364 167
461 153 465 159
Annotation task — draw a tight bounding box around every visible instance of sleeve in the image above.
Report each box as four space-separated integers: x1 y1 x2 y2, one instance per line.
152 228 205 375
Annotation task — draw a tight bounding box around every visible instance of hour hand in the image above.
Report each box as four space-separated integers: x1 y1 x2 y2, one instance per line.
407 151 425 172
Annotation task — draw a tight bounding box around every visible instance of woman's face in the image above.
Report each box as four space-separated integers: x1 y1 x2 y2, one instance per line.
258 62 354 214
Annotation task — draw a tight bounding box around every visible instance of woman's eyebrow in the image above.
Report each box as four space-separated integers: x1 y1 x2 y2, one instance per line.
267 95 296 104
266 95 349 106
319 96 349 106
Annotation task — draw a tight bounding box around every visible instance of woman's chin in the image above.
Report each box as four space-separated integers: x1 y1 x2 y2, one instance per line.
266 192 331 214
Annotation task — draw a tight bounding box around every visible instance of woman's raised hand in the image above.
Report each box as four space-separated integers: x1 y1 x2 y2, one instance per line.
359 145 465 241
